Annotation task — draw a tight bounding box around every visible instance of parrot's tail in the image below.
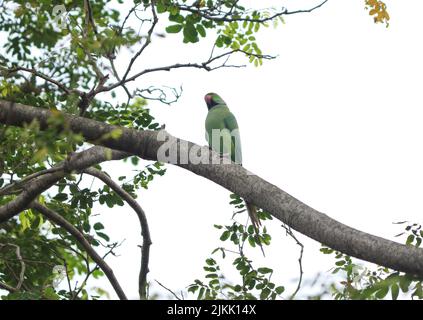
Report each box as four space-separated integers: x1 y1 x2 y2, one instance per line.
245 201 265 257
246 202 261 230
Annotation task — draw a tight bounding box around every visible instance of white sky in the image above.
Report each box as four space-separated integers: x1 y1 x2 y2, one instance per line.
3 0 423 299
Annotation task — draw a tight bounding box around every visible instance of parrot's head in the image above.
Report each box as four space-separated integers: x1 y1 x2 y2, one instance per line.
204 92 226 110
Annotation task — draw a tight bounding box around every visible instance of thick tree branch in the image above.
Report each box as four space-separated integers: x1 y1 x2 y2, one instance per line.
83 167 151 300
0 166 64 197
0 281 16 292
1 100 423 279
0 170 64 223
31 202 127 300
0 144 129 223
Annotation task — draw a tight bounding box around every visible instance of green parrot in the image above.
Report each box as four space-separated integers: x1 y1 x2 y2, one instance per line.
204 92 264 255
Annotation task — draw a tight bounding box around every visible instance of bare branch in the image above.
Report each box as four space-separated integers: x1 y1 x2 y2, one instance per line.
175 0 328 23
97 49 274 94
0 243 26 291
281 224 304 299
83 0 98 36
121 2 158 83
134 86 182 105
155 279 182 300
83 167 152 300
0 65 81 96
31 202 127 300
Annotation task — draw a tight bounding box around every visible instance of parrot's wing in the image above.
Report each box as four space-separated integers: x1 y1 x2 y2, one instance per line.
223 112 242 164
218 128 235 162
206 113 233 161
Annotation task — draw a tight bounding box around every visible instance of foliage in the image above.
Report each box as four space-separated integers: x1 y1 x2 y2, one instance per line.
365 0 390 27
186 194 285 300
319 222 423 300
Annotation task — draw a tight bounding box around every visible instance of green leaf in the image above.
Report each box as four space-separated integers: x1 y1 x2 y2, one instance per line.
375 286 389 299
206 258 216 266
220 231 230 241
188 285 198 294
391 283 399 300
169 13 184 23
183 23 199 43
406 234 415 245
198 287 205 300
203 266 216 272
96 232 110 242
399 277 411 292
156 3 167 13
257 267 273 274
248 235 256 247
166 24 183 33
19 212 31 231
196 24 206 37
43 287 60 300
260 288 271 300
93 222 104 230
275 286 285 295
53 193 68 201
209 279 219 287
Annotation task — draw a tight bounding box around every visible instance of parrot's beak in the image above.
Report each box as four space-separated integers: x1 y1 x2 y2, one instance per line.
204 95 211 106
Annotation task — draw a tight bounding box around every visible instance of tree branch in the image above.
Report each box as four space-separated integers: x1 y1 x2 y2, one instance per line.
83 167 152 300
0 243 25 291
281 224 304 299
0 65 81 96
31 202 127 300
0 281 16 292
0 144 129 223
0 166 64 197
120 2 158 84
97 50 273 94
1 100 423 279
175 0 328 23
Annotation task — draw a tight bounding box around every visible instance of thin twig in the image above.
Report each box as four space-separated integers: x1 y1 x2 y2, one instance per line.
175 0 328 23
281 223 304 299
121 1 158 83
0 65 81 95
62 259 75 299
97 50 274 94
0 243 26 291
155 280 182 300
